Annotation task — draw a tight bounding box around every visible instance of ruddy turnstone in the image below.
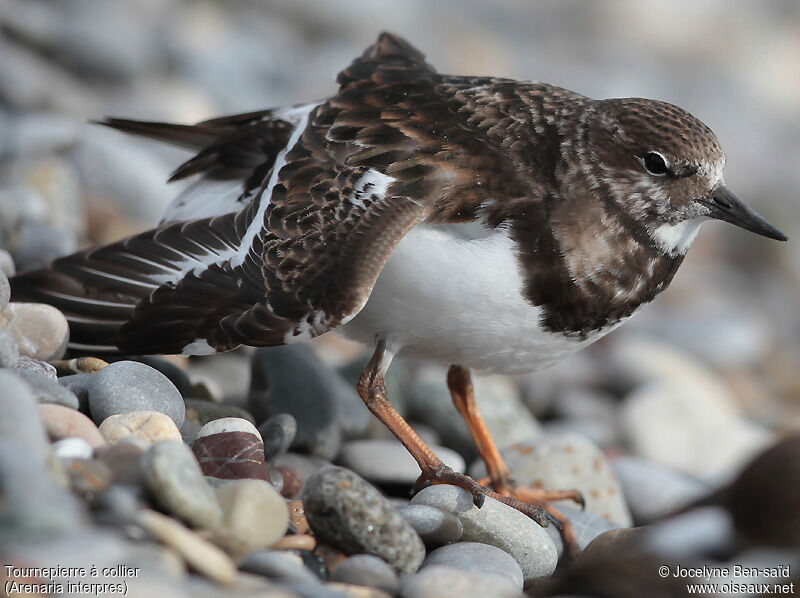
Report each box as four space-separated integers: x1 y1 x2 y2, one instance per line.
11 32 786 552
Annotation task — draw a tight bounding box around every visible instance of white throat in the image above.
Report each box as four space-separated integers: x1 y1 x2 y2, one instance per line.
650 219 703 256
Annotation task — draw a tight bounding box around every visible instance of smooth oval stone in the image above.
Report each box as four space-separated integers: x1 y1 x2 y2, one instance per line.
99 410 182 445
140 440 222 529
0 370 50 460
302 466 425 574
193 417 269 480
88 360 185 427
423 542 523 591
239 550 321 585
400 565 523 598
0 328 19 367
396 504 462 545
16 369 79 409
258 413 297 462
138 509 236 586
331 554 399 594
411 484 557 584
338 439 465 485
0 302 69 361
39 403 106 448
211 478 289 556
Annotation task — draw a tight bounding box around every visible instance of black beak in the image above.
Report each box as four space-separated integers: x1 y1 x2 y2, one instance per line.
700 185 787 241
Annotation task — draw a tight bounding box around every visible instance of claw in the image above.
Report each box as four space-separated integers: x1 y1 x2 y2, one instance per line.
473 492 485 508
545 511 561 530
574 491 586 511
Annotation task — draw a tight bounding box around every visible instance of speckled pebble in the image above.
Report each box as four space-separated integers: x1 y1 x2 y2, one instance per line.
14 354 57 379
88 360 185 427
16 369 79 409
38 403 106 448
331 555 399 594
396 505 463 545
302 466 425 574
259 413 298 462
141 440 222 529
410 484 557 584
423 542 523 591
211 478 289 556
338 439 465 485
470 432 632 526
99 410 182 444
0 329 19 367
0 302 69 361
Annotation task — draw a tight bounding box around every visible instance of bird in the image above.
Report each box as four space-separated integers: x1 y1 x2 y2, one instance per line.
10 32 787 554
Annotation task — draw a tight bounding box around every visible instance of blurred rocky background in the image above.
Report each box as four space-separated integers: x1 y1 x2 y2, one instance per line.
1 1 799 597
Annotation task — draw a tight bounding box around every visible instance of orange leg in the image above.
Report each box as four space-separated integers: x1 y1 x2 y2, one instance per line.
447 364 584 558
356 343 553 527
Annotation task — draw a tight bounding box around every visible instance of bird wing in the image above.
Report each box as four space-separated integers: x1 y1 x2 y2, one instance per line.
11 32 532 355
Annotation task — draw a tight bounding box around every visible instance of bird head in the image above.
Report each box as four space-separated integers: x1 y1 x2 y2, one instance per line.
580 97 787 255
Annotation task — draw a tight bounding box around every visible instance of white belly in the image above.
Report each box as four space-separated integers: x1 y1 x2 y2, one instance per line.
342 225 620 374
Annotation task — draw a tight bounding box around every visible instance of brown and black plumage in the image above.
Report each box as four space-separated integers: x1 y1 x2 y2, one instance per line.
10 32 786 551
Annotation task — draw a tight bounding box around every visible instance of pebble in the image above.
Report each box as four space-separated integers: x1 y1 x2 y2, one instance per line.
0 302 69 360
273 453 333 499
138 509 237 586
250 345 356 459
211 478 290 556
408 366 541 460
423 542 523 592
38 403 105 448
337 439 465 485
88 360 185 427
95 438 148 485
51 437 93 460
0 250 14 276
57 373 93 412
395 505 463 545
134 356 194 398
642 506 736 560
399 565 523 598
288 499 309 534
620 379 772 479
259 413 298 462
184 398 255 427
611 456 709 524
0 329 19 367
141 440 223 529
194 417 270 480
470 433 632 526
544 504 622 560
13 354 57 379
410 484 557 584
0 438 84 543
331 555 399 594
99 410 182 444
0 369 50 460
239 550 321 586
0 269 9 311
16 368 80 409
302 466 425 574
63 457 113 494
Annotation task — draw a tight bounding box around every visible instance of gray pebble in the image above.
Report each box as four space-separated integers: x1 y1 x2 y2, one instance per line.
0 269 9 311
259 413 298 462
141 440 222 529
88 360 185 427
338 439 465 485
302 466 425 574
0 328 19 367
396 505 463 545
544 504 622 560
58 373 93 413
13 354 57 379
611 456 708 524
0 370 50 460
0 438 84 543
331 554 399 594
239 550 321 586
423 542 523 591
0 250 15 276
400 565 523 598
642 506 736 560
410 484 557 584
16 368 79 409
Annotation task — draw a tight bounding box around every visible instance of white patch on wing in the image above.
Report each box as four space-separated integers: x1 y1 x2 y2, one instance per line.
181 338 217 357
651 219 703 255
351 169 393 209
160 179 246 224
231 102 316 268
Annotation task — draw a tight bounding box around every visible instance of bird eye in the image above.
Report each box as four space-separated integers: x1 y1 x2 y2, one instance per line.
642 152 669 176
